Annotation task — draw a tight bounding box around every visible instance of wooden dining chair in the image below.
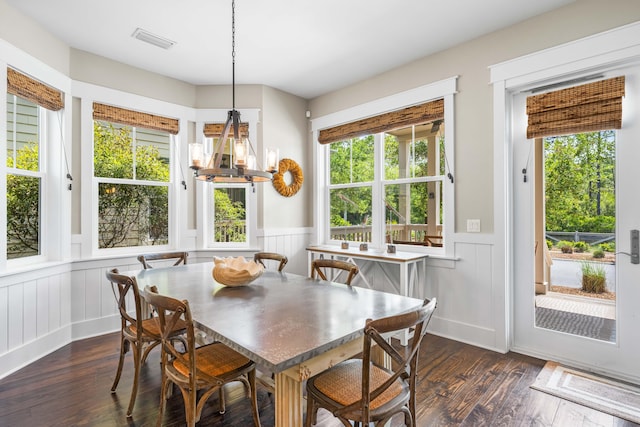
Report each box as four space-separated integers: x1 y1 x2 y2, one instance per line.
311 258 359 286
142 285 262 427
105 268 187 418
137 251 188 269
305 298 437 427
253 251 288 272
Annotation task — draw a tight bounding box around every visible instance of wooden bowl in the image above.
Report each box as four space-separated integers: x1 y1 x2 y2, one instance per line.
212 256 264 287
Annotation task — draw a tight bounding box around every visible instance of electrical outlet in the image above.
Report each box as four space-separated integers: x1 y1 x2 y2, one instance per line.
467 219 481 233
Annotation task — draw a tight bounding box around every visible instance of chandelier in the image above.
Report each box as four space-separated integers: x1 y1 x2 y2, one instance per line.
189 0 278 183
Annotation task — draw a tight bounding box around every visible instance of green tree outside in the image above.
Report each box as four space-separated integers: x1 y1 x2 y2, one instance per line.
94 122 169 248
214 188 246 242
6 143 40 258
545 131 615 233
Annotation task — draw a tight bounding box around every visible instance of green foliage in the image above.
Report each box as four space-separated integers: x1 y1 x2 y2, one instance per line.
546 239 553 249
94 122 170 248
545 132 615 233
581 261 607 293
599 242 615 252
592 249 605 259
330 137 374 185
330 187 372 228
214 189 246 242
573 241 589 253
557 240 574 253
330 214 351 227
6 143 40 258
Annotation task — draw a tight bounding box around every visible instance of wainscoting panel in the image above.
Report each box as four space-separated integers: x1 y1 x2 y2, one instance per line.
0 232 504 380
258 227 313 276
0 264 72 379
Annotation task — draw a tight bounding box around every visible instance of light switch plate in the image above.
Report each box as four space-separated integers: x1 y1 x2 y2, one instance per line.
467 219 481 233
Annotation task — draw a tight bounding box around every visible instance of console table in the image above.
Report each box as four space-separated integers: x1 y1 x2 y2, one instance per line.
307 244 429 344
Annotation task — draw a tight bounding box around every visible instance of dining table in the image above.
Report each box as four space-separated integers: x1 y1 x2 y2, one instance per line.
129 261 424 427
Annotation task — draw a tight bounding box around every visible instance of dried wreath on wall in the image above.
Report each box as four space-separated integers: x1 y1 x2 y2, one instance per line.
272 158 303 197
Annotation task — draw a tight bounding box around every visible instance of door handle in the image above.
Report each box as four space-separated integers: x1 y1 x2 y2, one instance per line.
631 229 639 264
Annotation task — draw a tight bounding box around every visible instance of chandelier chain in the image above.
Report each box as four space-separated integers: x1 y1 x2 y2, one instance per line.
232 0 236 110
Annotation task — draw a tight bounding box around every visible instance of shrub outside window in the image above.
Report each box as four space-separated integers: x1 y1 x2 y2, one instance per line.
213 186 247 244
6 94 42 259
93 121 171 249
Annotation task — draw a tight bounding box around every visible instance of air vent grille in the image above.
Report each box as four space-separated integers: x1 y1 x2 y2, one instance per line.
131 28 176 50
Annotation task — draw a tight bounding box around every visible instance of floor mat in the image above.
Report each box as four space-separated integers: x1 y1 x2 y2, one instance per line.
531 361 640 424
535 306 616 342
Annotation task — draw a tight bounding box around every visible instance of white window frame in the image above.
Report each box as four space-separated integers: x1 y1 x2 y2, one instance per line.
311 77 457 256
194 109 260 250
4 95 46 266
93 121 173 252
75 82 189 258
0 50 71 272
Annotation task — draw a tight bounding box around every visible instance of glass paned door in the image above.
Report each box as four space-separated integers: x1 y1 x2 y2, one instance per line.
511 65 640 382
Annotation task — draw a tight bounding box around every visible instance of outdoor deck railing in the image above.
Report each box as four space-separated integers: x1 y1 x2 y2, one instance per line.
330 224 441 244
215 221 247 242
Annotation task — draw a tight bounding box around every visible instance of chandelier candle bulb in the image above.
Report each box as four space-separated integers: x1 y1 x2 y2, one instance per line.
266 147 279 172
189 142 204 169
234 140 247 166
247 154 256 170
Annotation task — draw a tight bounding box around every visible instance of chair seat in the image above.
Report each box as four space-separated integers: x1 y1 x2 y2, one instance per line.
129 317 187 337
310 359 408 410
173 342 254 379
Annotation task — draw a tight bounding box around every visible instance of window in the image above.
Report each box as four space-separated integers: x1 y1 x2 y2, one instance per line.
93 120 171 249
6 94 42 259
197 111 260 249
327 121 446 249
313 79 456 254
4 67 64 264
213 186 247 244
383 123 445 246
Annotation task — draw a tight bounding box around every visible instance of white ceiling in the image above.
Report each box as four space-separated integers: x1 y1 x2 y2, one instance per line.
7 0 574 99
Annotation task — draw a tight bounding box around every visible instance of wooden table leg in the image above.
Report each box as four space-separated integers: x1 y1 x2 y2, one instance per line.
274 371 304 427
274 338 364 427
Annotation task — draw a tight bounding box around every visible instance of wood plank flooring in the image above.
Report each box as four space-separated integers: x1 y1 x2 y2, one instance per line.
0 332 637 426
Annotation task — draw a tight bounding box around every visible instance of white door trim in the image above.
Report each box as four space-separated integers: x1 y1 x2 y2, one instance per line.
490 21 640 383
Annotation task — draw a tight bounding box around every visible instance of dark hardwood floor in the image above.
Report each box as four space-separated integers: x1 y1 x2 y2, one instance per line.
0 332 637 426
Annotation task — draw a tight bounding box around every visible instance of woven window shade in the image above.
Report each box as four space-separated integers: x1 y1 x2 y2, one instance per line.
203 122 249 138
526 76 625 139
93 102 179 134
7 67 64 111
318 99 444 145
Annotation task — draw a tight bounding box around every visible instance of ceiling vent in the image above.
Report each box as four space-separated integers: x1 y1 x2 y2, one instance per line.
131 28 176 50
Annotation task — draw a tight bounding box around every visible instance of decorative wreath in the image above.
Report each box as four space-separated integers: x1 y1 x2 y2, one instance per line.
273 158 304 197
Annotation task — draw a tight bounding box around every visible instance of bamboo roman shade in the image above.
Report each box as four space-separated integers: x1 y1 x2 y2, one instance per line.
526 76 625 139
93 102 179 134
318 98 444 145
203 122 249 138
7 67 64 111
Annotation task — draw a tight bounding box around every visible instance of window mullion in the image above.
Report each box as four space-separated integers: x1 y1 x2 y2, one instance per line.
371 133 384 248
132 126 137 180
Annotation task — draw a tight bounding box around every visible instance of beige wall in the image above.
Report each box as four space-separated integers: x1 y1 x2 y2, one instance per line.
195 84 263 109
308 0 640 233
0 0 69 75
260 86 311 228
70 49 197 106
